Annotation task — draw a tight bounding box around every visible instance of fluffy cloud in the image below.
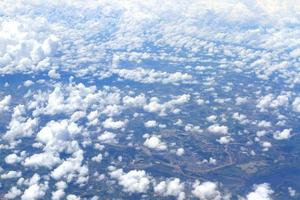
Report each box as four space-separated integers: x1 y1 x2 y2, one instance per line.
110 169 151 193
217 136 233 144
144 94 190 115
176 148 185 156
208 124 228 134
113 67 194 84
97 131 117 144
3 105 38 141
192 181 222 200
4 186 22 199
154 178 185 200
246 183 274 200
292 97 300 112
123 94 147 107
273 129 292 140
0 95 11 112
5 153 22 164
51 149 88 185
1 170 22 179
36 120 81 149
21 183 48 200
23 152 61 169
51 181 67 200
103 118 126 130
144 120 158 128
257 94 290 111
144 135 167 151
0 17 59 74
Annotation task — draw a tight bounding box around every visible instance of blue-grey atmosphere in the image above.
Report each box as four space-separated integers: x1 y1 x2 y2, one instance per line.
0 1 300 200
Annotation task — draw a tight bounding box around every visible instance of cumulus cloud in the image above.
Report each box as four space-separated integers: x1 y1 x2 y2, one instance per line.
51 149 88 184
192 181 222 200
1 170 22 179
21 183 48 200
4 186 22 199
5 153 22 164
103 118 126 130
154 178 185 200
176 148 185 156
113 67 194 84
0 17 59 74
3 105 38 141
23 152 61 169
246 183 274 200
36 120 81 150
144 94 190 115
51 181 67 200
110 169 151 193
144 135 167 151
0 95 11 112
144 120 158 128
273 129 292 140
217 136 233 144
292 97 300 112
123 94 147 107
97 131 117 144
208 124 228 134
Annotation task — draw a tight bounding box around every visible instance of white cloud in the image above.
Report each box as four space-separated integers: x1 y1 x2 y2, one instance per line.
113 67 194 84
5 153 22 164
257 94 273 111
51 149 88 184
3 105 38 141
48 69 61 79
51 181 67 200
21 183 48 200
23 152 61 169
91 153 103 163
208 124 228 134
217 136 233 144
288 187 296 197
207 115 217 122
261 141 272 151
246 183 273 200
0 95 11 112
110 169 151 193
154 178 185 200
144 135 167 151
257 120 271 128
0 17 59 74
4 186 22 199
292 97 300 112
102 105 121 117
24 80 34 87
123 94 147 107
1 170 22 179
176 148 185 156
36 120 81 150
235 96 248 105
273 129 292 140
144 120 158 128
66 194 81 200
192 181 222 200
97 131 117 144
257 94 290 111
144 94 190 115
185 124 202 133
103 118 126 130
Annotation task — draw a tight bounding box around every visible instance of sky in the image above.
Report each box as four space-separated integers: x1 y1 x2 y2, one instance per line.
0 1 300 200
